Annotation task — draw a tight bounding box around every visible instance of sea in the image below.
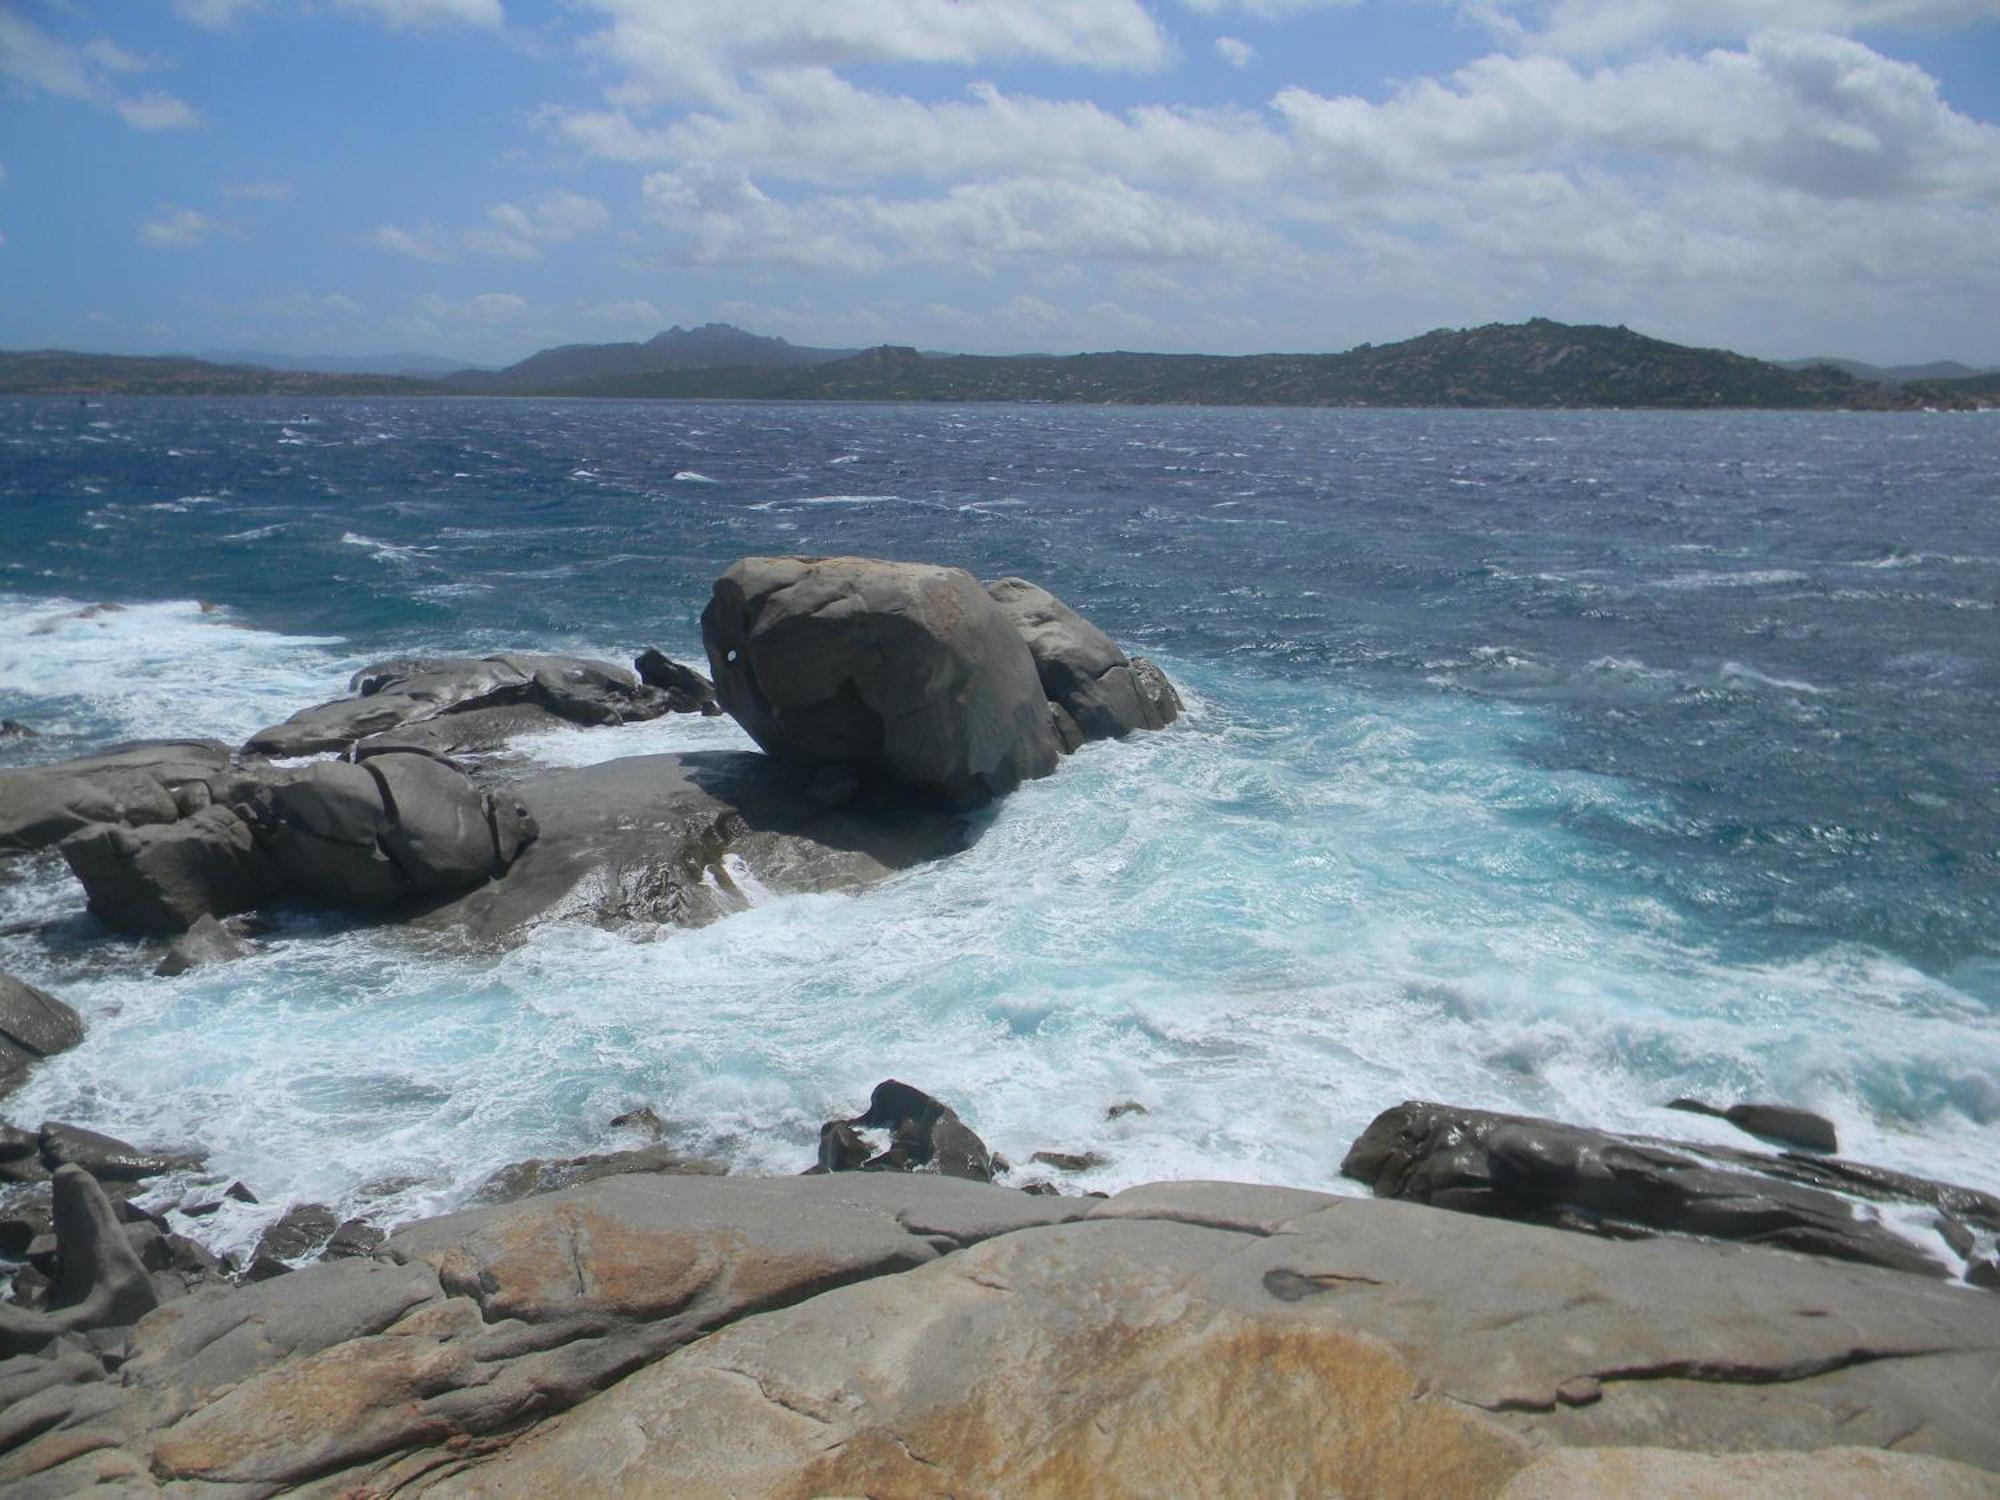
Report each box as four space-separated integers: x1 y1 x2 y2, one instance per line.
2 396 1996 1261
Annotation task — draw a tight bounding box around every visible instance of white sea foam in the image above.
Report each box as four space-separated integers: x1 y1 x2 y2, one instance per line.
672 470 719 484
340 533 431 565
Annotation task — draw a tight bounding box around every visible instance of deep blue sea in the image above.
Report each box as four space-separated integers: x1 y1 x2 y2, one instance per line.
2 397 1997 1254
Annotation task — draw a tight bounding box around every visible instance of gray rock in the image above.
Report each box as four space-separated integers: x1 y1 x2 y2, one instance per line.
244 653 673 758
472 1144 726 1205
318 1219 385 1261
0 1167 158 1357
985 576 1182 745
634 648 722 714
1724 1101 1839 1153
1030 1150 1106 1173
1341 1100 1945 1279
0 740 231 855
251 1203 341 1265
416 751 964 943
702 556 1061 808
0 972 83 1098
60 804 278 936
368 752 514 896
151 914 252 978
38 1123 203 1183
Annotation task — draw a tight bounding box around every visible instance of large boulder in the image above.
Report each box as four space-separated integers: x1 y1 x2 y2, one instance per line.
0 973 84 1098
0 740 232 855
985 577 1181 749
60 804 278 936
243 653 683 758
701 556 1061 807
1339 1100 1995 1283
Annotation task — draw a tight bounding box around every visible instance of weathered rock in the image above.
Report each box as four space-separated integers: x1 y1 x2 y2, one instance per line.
59 804 278 936
820 1079 995 1182
425 1181 2000 1499
0 740 231 855
1031 1150 1106 1173
702 556 1061 807
318 1219 386 1262
985 576 1181 747
39 1123 203 1183
634 649 722 715
151 914 252 978
0 1167 158 1357
244 653 673 758
0 973 83 1098
472 1144 726 1205
415 751 965 942
1341 1101 1948 1280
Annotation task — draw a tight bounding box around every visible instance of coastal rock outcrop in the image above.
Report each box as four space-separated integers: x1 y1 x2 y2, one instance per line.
0 973 83 1098
701 556 1061 807
1341 1100 1998 1283
985 576 1181 749
633 648 722 715
815 1078 996 1181
0 740 233 855
242 652 692 759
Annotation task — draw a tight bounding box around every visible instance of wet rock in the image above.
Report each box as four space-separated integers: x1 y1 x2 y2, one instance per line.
60 803 278 935
1724 1101 1839 1153
634 648 722 714
472 1143 726 1205
318 1218 385 1261
151 913 252 978
252 1203 342 1265
0 739 232 855
1341 1101 1945 1280
0 972 84 1098
0 1194 52 1257
178 1179 256 1217
985 576 1182 746
609 1105 664 1137
1106 1099 1150 1120
0 719 36 740
1969 1255 2000 1291
821 1079 995 1182
39 1123 204 1183
1030 1150 1106 1173
245 652 674 757
702 555 1061 808
815 1121 871 1174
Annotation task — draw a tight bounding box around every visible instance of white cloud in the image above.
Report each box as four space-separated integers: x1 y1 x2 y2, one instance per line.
1479 0 2000 54
223 180 294 201
374 191 611 261
1183 0 1357 14
336 0 505 30
116 91 204 131
139 205 227 249
577 0 1168 105
0 13 202 130
583 298 665 329
1215 36 1256 66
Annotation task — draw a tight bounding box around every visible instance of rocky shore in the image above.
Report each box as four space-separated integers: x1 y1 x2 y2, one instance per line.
3 558 1997 1496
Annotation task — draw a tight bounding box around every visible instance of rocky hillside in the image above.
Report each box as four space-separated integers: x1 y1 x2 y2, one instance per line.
440 322 858 394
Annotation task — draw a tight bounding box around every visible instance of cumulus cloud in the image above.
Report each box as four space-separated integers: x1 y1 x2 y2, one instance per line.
576 0 1168 105
374 190 610 261
0 12 202 129
139 205 228 249
1215 36 1256 66
1476 0 2000 54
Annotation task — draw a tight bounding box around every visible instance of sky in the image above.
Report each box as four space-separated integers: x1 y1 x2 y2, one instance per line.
2 0 1998 367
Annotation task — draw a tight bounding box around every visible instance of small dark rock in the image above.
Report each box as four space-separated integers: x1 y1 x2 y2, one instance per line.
817 1121 871 1174
633 649 720 714
1019 1181 1061 1197
251 1202 341 1264
1936 1215 1978 1259
1969 1256 2000 1291
1664 1097 1726 1118
821 1079 995 1183
1105 1100 1148 1120
0 1196 52 1257
153 913 253 978
0 720 37 740
243 1255 292 1282
1723 1102 1838 1154
318 1218 385 1261
1030 1150 1105 1173
609 1106 665 1137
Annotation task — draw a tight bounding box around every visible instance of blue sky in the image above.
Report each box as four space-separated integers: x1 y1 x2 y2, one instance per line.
3 0 1997 366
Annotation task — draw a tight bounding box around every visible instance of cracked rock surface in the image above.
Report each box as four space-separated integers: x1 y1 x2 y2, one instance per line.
5 1175 1998 1498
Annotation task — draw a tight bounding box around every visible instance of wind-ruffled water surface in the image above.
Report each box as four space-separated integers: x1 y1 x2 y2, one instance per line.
2 396 1996 1248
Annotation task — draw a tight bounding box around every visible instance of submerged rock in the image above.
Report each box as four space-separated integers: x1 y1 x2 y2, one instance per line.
244 652 683 758
0 972 84 1098
1341 1100 1958 1281
702 555 1061 808
151 913 252 977
985 576 1181 749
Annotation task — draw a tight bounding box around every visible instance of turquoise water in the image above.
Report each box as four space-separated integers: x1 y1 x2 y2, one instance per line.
2 398 1996 1254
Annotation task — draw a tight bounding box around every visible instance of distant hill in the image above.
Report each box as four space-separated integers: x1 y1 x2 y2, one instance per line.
443 322 857 394
5 321 1989 408
560 320 1960 410
200 349 482 377
1780 356 2000 385
0 350 443 397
